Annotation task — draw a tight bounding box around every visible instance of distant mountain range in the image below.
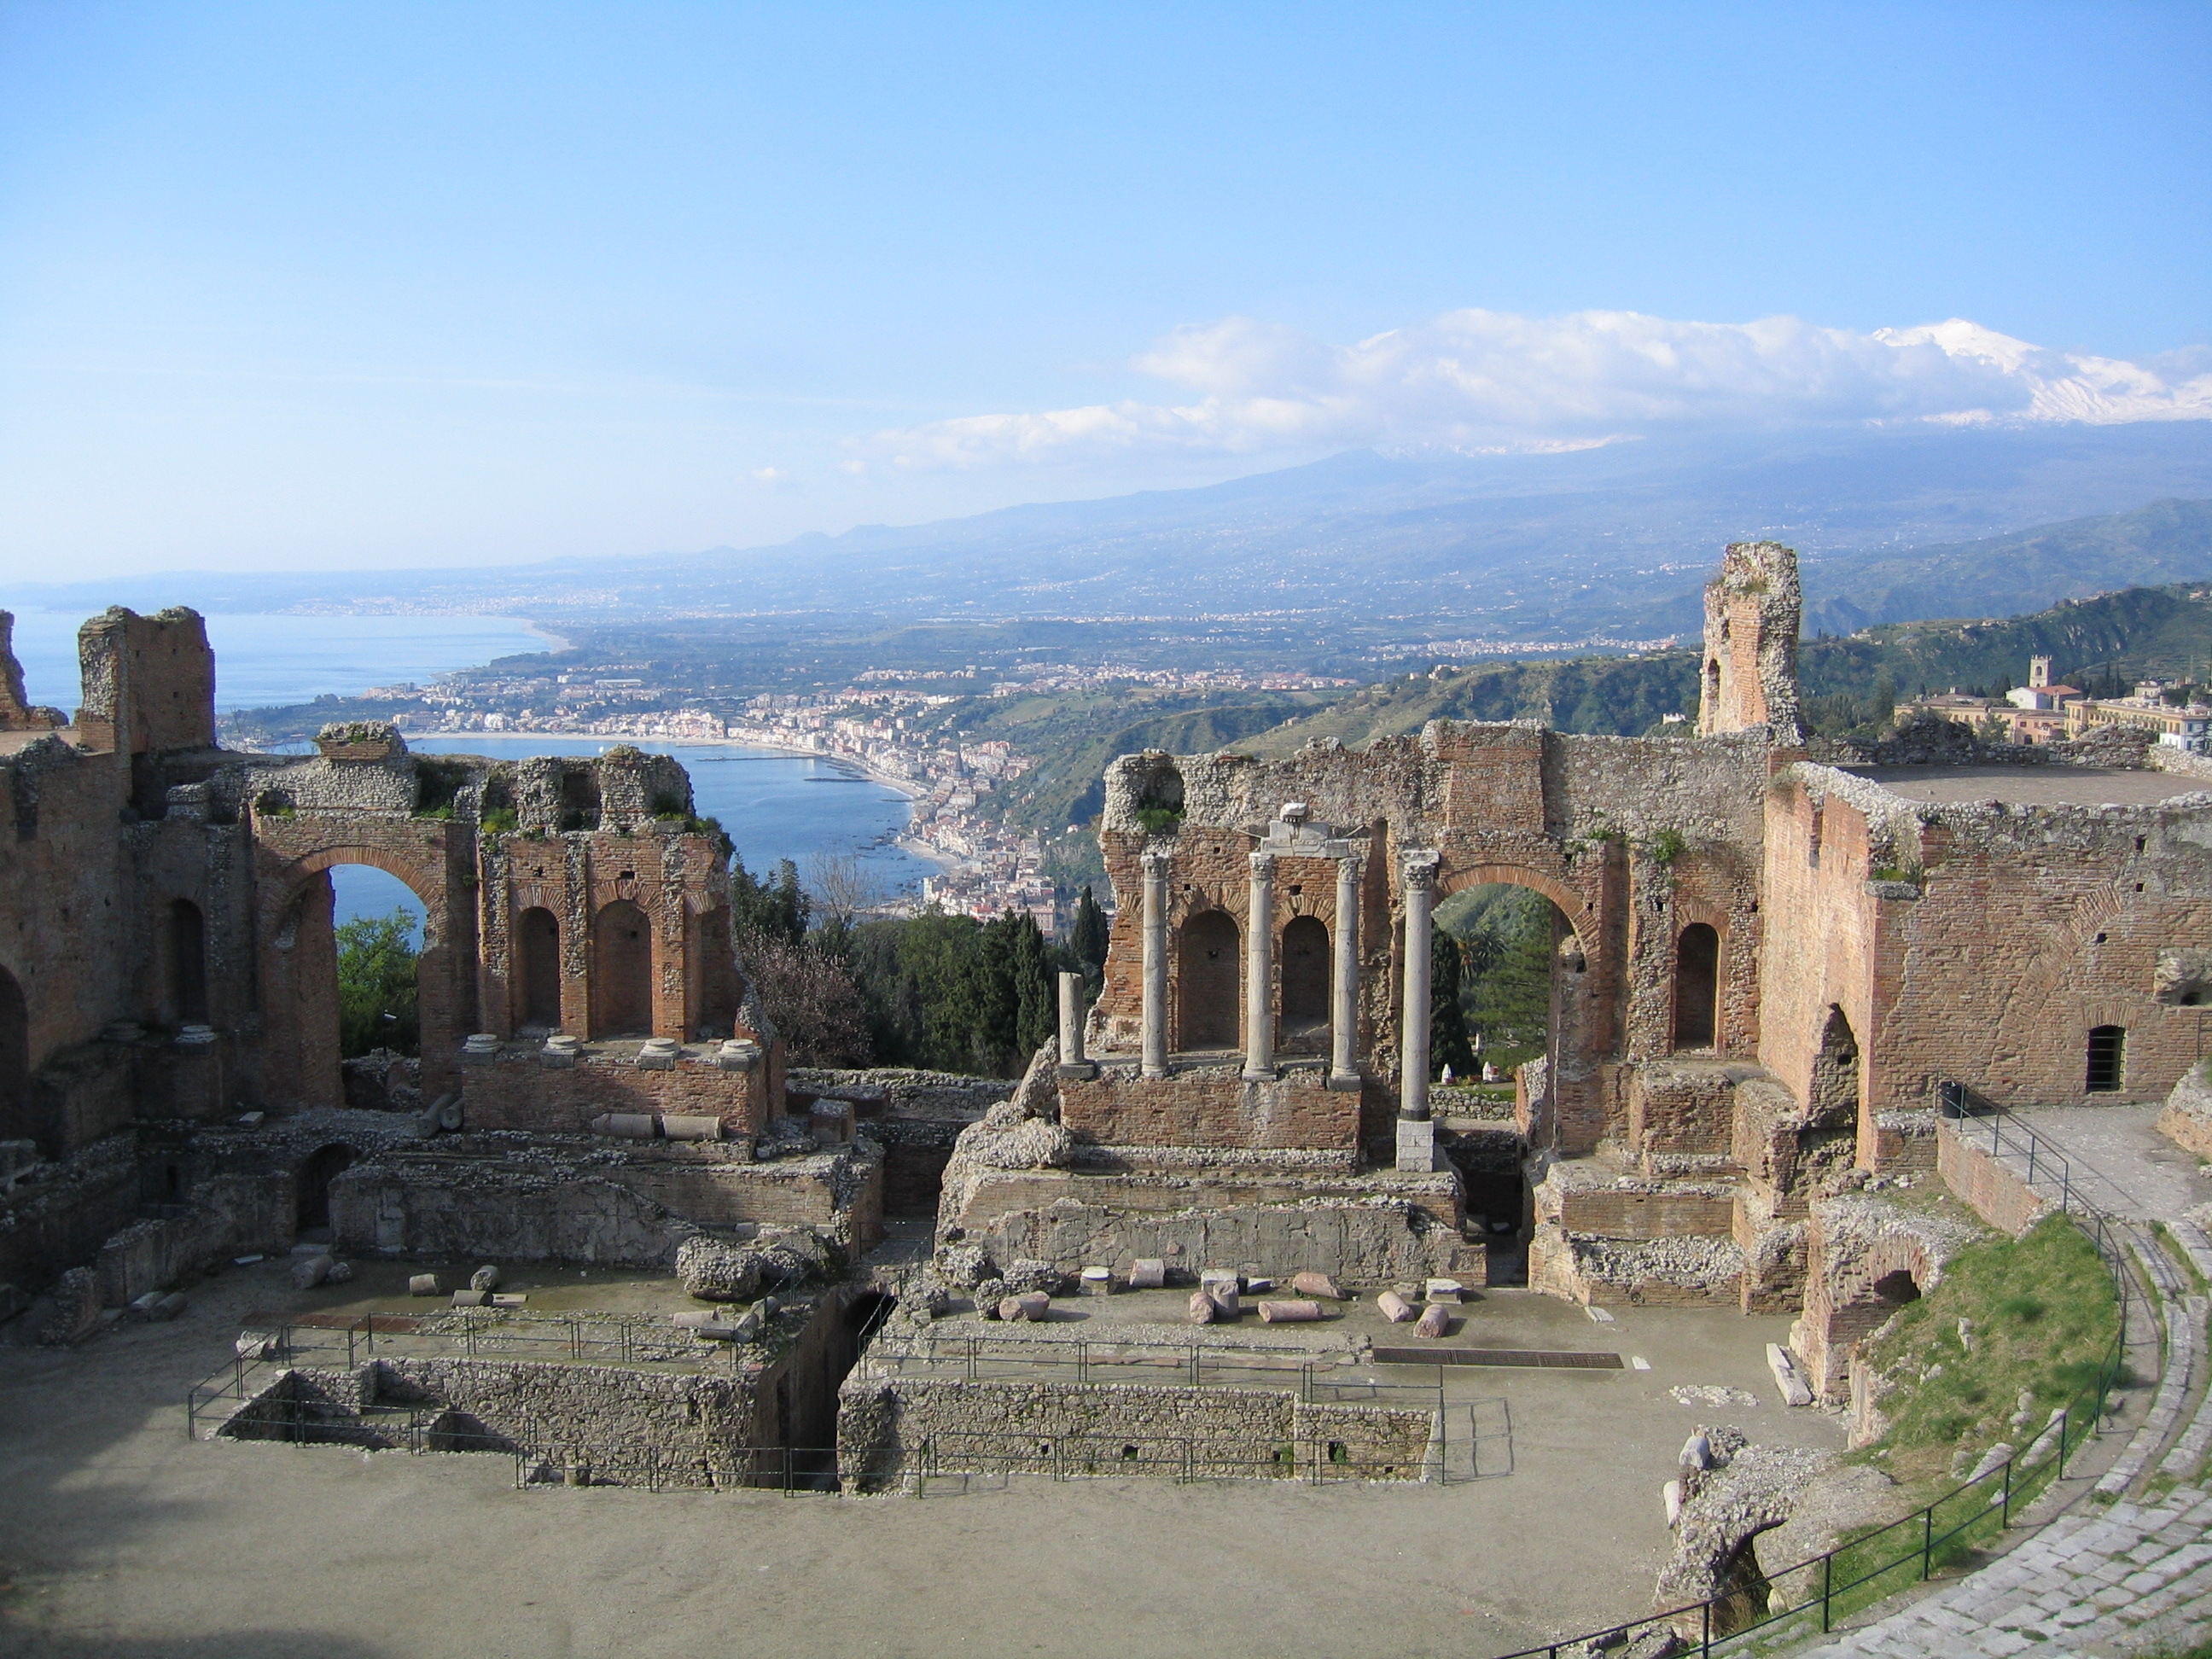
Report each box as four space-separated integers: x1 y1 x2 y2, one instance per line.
10 421 2212 646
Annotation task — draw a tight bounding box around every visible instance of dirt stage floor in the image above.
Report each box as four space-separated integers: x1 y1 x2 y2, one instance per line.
0 1259 1855 1659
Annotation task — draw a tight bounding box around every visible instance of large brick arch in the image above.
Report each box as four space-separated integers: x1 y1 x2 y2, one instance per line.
251 819 474 1113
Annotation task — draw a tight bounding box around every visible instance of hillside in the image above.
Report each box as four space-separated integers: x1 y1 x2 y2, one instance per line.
1802 498 2212 633
1244 582 2212 754
14 425 2212 652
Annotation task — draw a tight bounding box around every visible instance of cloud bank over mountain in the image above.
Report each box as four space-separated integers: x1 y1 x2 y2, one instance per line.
865 310 2212 469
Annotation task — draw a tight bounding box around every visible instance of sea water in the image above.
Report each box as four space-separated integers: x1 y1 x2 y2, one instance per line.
3 609 559 713
0 610 928 936
336 738 929 935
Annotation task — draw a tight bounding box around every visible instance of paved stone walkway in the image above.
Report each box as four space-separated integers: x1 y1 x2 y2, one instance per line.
1795 1109 2212 1658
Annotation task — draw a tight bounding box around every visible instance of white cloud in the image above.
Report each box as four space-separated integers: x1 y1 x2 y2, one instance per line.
864 309 2212 469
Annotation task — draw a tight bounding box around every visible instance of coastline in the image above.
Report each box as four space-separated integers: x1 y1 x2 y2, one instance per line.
400 725 967 876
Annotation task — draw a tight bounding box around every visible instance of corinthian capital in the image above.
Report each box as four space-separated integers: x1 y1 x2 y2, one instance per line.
1249 850 1277 880
1140 845 1175 879
1402 850 1440 893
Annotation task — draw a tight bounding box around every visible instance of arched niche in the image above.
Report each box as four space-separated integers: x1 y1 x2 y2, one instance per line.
592 899 655 1038
516 906 562 1032
1176 909 1241 1052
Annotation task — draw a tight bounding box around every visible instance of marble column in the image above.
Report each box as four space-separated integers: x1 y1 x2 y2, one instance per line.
1141 846 1171 1077
1396 852 1439 1170
1243 851 1276 1080
1057 969 1094 1076
1329 853 1361 1088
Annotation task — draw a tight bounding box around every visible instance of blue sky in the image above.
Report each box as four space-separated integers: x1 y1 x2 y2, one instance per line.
2 2 2207 578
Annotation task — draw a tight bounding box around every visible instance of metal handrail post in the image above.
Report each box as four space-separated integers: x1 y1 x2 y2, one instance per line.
1821 1551 1832 1632
1921 1507 1934 1578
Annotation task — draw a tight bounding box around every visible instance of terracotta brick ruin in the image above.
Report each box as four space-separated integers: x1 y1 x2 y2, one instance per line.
949 537 2212 1376
9 537 2212 1474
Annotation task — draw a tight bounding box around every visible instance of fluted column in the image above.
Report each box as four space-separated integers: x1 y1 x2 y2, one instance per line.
1329 853 1361 1088
1141 846 1171 1077
1243 851 1276 1080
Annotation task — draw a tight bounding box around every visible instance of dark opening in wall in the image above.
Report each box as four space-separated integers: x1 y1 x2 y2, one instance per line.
0 967 30 1145
1280 915 1330 1032
170 899 208 1023
2086 1025 2126 1093
297 1143 354 1231
1672 923 1719 1050
517 906 562 1030
1871 1269 1921 1306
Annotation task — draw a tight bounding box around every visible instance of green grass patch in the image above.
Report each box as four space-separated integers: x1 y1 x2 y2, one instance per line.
1854 1214 2119 1493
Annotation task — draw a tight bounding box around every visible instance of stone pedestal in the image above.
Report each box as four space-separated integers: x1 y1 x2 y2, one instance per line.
1394 1117 1441 1173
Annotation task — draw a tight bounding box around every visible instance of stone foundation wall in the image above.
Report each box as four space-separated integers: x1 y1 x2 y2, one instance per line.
1058 1063 1360 1152
959 1190 1480 1285
460 1048 770 1138
0 1133 140 1294
95 1170 289 1306
836 1373 1433 1489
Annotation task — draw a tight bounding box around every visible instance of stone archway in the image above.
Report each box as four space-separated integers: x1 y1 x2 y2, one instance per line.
1431 862 1609 1153
252 829 466 1114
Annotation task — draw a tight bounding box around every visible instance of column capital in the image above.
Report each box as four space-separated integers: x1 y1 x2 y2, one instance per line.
1334 850 1364 881
1139 845 1175 878
1401 850 1440 892
1248 849 1277 879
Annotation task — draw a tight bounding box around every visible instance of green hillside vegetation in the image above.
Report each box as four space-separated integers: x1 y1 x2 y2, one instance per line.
1247 581 2212 754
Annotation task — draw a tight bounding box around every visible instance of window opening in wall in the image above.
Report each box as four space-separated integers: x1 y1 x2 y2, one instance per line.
2086 1025 2125 1092
1671 923 1720 1050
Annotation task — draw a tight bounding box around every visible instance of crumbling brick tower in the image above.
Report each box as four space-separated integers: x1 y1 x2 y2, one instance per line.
1697 540 1806 746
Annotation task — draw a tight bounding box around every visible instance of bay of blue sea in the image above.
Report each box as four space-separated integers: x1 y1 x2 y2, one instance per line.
0 608 928 934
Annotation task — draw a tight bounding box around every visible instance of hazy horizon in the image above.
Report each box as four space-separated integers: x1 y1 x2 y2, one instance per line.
3 4 2208 580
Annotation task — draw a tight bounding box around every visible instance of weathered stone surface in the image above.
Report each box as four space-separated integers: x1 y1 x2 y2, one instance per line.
469 1265 500 1293
2159 1057 2212 1161
407 1273 442 1297
1413 1302 1450 1338
674 1228 829 1302
1258 1299 1324 1323
37 1267 102 1347
1186 1289 1217 1324
1292 1270 1345 1300
1377 1289 1417 1323
1128 1257 1167 1289
999 1292 1051 1322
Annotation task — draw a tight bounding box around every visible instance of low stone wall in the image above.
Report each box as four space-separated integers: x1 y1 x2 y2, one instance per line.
329 1138 883 1263
1528 1225 1746 1307
1936 1121 2050 1238
946 1159 1476 1284
1058 1062 1361 1152
0 1132 139 1295
96 1170 288 1306
375 1356 764 1487
460 1047 771 1138
836 1372 1433 1490
1796 1195 1980 1404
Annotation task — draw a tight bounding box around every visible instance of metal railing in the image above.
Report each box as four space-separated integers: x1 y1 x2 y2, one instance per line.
1488 1086 2144 1658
